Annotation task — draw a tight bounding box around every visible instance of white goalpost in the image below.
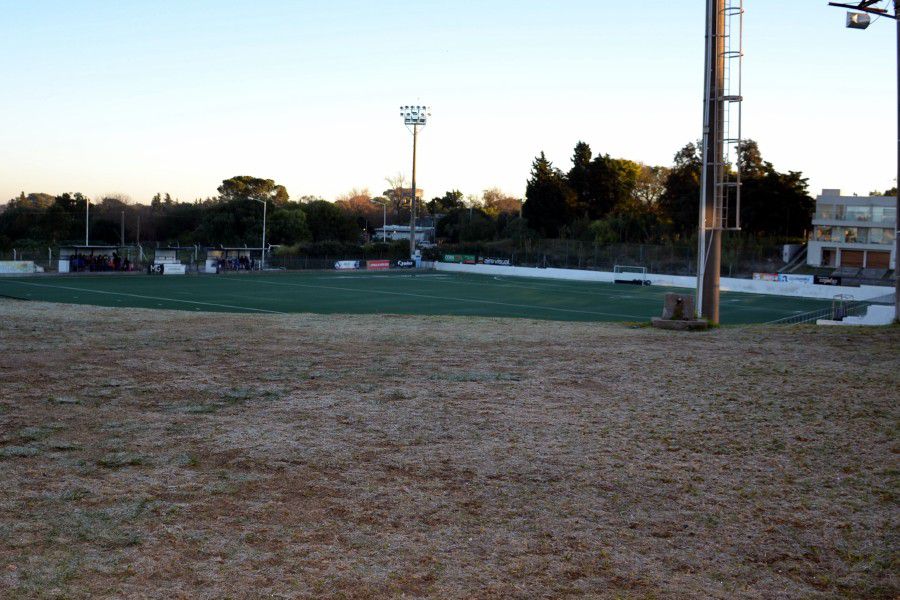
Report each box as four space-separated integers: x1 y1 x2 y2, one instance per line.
613 264 649 284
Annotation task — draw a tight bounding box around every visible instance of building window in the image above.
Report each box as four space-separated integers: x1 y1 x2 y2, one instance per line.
845 205 871 221
818 205 835 219
815 226 833 241
872 206 897 225
869 228 896 244
843 227 862 243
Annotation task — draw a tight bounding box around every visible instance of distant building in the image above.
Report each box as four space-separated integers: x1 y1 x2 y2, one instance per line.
807 189 896 270
374 224 435 244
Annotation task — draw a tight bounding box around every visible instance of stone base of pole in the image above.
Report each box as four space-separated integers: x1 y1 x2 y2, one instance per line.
650 293 710 331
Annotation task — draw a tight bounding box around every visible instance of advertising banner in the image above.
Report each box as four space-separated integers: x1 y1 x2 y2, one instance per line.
367 259 390 270
394 259 415 269
0 261 36 274
777 273 814 284
161 263 186 275
443 254 477 264
814 275 842 286
334 260 360 270
482 257 511 266
752 273 779 282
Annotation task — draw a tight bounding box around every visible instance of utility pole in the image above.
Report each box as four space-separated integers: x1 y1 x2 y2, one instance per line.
84 197 90 246
252 199 267 270
697 0 743 324
400 105 431 260
697 0 726 323
120 210 125 247
828 0 900 320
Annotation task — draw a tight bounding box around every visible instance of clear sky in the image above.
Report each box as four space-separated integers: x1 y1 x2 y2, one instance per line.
0 0 896 204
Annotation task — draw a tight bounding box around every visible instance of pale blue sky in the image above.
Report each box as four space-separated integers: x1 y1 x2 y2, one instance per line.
0 1 896 204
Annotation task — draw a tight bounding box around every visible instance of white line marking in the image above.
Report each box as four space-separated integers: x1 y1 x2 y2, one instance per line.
4 280 284 314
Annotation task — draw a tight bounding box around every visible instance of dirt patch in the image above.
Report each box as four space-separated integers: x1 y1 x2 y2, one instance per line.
0 300 897 599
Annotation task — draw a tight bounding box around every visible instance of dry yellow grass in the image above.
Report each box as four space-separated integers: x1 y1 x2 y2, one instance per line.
0 300 897 599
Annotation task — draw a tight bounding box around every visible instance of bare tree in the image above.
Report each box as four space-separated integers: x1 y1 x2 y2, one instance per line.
383 173 408 219
482 188 523 217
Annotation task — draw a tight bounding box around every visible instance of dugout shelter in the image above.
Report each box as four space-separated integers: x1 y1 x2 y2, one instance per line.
58 245 137 273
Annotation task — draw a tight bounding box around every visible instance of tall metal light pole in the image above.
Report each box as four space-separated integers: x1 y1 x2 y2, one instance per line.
253 198 267 270
370 198 388 242
828 0 899 321
696 0 743 324
400 105 430 259
84 197 90 246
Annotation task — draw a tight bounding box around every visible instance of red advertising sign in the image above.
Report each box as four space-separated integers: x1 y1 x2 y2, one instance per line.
752 272 779 282
367 259 390 270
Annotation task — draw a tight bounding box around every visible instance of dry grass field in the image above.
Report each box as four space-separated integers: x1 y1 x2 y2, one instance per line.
0 299 897 599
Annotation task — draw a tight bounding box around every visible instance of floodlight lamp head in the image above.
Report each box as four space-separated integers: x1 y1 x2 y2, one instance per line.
401 103 429 126
846 11 872 28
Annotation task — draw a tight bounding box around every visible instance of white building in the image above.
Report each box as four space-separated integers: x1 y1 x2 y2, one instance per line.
374 225 435 243
807 189 896 270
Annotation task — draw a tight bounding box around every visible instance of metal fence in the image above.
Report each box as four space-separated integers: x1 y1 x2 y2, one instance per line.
764 301 871 325
0 240 854 281
424 240 788 277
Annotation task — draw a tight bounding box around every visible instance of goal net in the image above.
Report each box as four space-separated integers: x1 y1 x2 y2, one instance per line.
613 265 649 285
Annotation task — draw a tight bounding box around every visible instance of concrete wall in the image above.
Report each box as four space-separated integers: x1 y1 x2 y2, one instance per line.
434 262 892 301
817 305 896 326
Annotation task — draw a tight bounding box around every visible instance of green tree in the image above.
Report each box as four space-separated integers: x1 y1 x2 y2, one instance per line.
217 175 289 206
738 140 814 238
522 152 576 237
302 200 361 243
567 141 593 216
426 190 465 215
657 143 702 237
268 205 311 245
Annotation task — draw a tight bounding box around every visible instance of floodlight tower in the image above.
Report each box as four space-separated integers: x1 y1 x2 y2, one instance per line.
828 0 899 320
252 198 267 270
696 0 744 324
400 104 431 258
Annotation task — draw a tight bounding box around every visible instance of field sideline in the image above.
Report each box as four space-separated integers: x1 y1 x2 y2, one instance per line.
0 271 833 324
0 300 896 598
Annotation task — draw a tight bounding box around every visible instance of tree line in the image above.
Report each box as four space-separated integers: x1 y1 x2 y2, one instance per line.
522 139 815 244
0 139 816 251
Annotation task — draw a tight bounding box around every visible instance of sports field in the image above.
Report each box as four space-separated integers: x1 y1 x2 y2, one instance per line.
0 271 830 324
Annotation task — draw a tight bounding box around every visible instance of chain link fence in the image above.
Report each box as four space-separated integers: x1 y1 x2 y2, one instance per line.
3 239 789 277
423 239 788 277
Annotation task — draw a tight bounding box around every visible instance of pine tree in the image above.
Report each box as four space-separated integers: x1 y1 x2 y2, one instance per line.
522 152 575 237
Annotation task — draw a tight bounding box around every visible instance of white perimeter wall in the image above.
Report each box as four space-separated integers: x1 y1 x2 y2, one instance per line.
434 262 892 301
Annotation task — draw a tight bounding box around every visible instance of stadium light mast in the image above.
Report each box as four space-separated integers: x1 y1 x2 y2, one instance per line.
400 104 430 259
253 198 267 270
696 0 743 324
828 0 899 321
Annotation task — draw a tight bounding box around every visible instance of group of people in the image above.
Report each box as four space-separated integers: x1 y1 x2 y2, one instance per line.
68 252 132 272
215 256 256 272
